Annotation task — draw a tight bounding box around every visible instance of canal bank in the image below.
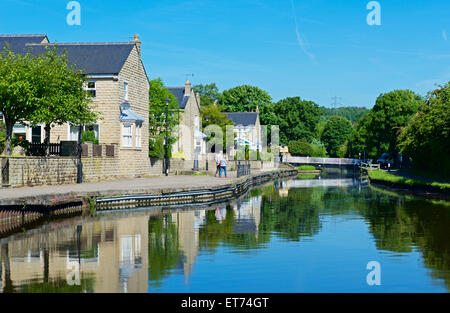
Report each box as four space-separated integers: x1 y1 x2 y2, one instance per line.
0 167 297 209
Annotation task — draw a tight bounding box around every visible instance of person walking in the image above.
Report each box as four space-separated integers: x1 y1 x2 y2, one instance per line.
219 155 228 178
215 151 221 177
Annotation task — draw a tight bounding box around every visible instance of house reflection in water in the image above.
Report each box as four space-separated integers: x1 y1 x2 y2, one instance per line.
0 214 148 293
0 193 264 292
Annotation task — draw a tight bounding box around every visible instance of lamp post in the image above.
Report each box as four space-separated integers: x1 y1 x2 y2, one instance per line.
77 124 83 184
164 98 170 176
205 118 208 172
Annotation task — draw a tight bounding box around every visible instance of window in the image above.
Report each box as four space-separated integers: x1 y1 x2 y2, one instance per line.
69 124 99 142
124 82 128 101
86 81 96 98
135 124 142 148
122 124 132 147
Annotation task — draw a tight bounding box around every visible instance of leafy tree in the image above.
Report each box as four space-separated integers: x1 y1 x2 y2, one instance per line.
149 78 179 158
200 103 234 152
0 47 38 155
193 83 220 106
28 46 98 155
274 97 322 145
399 82 450 176
81 130 99 144
288 141 314 156
310 139 328 157
347 90 423 160
320 116 354 157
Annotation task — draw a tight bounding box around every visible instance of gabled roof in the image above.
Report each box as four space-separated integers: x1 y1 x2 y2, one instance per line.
0 34 48 54
167 87 190 109
0 34 136 75
225 112 258 126
27 43 135 75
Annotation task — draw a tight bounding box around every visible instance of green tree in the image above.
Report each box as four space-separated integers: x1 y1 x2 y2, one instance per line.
148 78 179 158
288 141 314 156
200 103 234 152
0 47 38 155
28 46 98 155
399 82 450 176
347 90 423 160
274 97 322 145
193 83 220 106
320 116 354 157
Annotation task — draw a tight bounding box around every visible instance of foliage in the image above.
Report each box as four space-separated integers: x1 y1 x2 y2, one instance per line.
218 85 277 136
288 141 314 157
148 78 179 157
193 83 220 106
274 97 322 145
0 45 97 155
27 46 98 150
346 90 423 160
81 130 99 144
321 107 369 124
398 82 450 177
201 103 234 152
310 139 328 157
298 165 316 171
320 116 354 157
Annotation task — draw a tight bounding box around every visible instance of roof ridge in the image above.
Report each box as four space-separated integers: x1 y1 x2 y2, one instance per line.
0 34 47 37
26 42 134 46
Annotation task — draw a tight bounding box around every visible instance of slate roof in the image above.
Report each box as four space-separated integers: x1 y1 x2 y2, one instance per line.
27 43 135 75
167 87 190 109
0 34 47 54
0 35 135 75
225 112 258 126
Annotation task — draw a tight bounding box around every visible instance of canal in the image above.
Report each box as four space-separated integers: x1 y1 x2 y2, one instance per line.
0 175 449 293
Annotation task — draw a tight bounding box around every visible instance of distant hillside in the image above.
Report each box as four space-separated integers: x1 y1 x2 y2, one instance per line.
320 107 369 124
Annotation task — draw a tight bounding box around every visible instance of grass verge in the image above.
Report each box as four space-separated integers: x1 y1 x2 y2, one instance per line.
298 165 317 171
368 170 450 190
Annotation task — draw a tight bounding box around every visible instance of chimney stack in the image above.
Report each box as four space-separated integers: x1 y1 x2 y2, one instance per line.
133 34 141 56
185 80 191 96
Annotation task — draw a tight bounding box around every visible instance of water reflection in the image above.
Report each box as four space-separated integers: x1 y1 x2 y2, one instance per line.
0 175 449 292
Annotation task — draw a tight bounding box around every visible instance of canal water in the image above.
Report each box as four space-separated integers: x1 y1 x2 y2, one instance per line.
0 175 449 293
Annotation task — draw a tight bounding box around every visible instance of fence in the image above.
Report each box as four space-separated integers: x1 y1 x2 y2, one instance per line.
236 161 251 178
29 143 61 156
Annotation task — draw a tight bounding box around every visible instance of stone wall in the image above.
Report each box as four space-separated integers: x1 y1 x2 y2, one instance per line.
1 157 78 187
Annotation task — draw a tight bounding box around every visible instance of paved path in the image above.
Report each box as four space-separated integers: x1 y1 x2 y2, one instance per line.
0 169 282 204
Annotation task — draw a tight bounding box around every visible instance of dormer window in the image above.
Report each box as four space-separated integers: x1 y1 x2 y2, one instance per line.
124 82 128 101
86 81 96 98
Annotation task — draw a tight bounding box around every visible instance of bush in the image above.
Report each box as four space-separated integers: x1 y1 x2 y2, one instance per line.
149 134 172 158
310 139 328 157
81 130 99 144
288 141 314 156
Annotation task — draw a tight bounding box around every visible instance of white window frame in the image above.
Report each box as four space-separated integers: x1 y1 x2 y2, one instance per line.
135 124 142 148
122 124 133 147
86 81 96 98
68 123 100 142
124 82 128 101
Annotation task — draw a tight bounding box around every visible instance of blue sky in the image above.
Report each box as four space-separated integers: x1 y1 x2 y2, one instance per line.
0 0 449 108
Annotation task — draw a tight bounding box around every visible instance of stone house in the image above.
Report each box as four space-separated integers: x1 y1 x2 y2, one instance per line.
226 109 262 156
167 80 205 162
1 34 150 178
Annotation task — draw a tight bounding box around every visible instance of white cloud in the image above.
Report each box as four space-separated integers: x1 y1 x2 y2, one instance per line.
290 0 316 62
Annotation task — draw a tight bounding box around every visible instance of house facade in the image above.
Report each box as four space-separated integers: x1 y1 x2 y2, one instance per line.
226 110 262 157
167 80 205 162
2 34 150 178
